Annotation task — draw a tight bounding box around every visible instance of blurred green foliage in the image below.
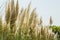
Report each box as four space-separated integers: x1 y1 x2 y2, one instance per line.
50 25 60 40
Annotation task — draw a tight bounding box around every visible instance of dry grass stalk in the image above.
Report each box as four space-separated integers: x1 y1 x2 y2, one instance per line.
0 17 3 40
50 16 53 26
5 3 10 24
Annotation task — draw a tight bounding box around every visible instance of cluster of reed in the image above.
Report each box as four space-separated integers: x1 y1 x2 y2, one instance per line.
0 0 58 40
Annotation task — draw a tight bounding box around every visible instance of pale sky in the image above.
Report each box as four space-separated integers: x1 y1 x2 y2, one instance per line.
0 0 60 26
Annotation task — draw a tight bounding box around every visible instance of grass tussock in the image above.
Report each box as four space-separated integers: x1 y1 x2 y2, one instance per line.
0 0 58 40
